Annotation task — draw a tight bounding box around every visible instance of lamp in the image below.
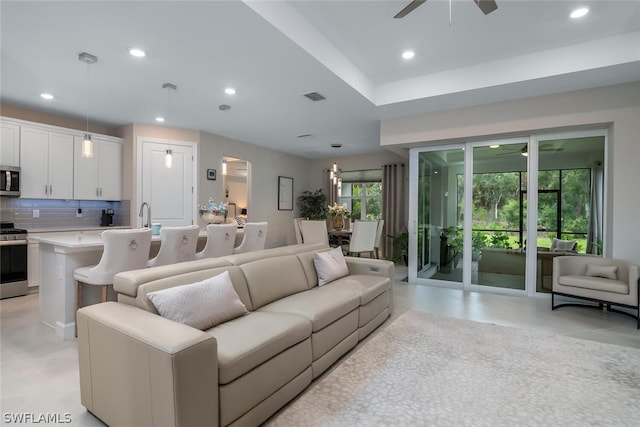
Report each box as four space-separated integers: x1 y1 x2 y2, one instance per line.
162 83 177 168
78 52 97 158
240 208 247 215
328 162 342 205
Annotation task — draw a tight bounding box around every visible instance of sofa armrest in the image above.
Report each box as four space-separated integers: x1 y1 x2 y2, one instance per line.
77 302 219 427
344 257 394 280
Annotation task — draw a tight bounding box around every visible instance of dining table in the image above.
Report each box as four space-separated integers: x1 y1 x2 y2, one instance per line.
328 227 352 247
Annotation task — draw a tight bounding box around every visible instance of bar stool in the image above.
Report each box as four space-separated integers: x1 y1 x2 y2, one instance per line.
195 224 237 259
147 225 200 267
233 222 268 254
74 228 152 334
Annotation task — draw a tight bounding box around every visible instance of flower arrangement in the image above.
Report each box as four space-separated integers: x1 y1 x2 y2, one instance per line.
327 203 349 218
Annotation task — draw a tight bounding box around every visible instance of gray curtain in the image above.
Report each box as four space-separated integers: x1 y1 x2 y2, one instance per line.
586 161 603 255
382 163 405 258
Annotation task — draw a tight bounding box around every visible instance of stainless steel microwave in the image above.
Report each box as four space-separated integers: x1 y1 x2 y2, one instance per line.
0 165 20 197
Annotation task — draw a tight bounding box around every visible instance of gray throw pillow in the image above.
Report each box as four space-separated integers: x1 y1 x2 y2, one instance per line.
585 264 618 280
314 247 349 286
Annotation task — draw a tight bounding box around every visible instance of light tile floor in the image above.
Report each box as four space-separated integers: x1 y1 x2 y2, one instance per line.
1 269 638 426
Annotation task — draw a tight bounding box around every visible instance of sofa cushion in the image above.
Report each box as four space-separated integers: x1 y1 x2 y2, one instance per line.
586 264 618 280
147 271 248 330
240 255 309 309
206 311 311 384
323 274 391 306
258 286 360 332
558 275 629 294
314 247 349 286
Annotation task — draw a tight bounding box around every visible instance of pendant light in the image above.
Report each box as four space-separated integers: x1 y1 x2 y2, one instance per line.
162 83 177 168
79 52 97 158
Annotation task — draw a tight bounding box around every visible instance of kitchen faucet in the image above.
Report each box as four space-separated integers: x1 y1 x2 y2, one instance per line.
138 202 151 228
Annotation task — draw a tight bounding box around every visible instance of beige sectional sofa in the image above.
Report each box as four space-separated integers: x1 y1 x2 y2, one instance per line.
76 243 394 427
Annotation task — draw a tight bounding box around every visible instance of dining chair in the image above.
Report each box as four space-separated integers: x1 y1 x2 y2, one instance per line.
343 220 378 258
293 218 305 244
74 228 152 334
233 222 268 254
147 225 200 267
373 219 385 259
195 223 237 259
298 219 329 245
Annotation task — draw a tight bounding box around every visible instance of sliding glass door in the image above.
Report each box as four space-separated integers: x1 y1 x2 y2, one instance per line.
409 130 606 295
412 147 464 285
471 142 528 291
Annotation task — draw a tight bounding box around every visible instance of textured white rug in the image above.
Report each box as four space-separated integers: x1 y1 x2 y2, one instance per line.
268 311 640 426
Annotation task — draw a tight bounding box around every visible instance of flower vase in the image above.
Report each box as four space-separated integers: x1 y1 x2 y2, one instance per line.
332 215 344 230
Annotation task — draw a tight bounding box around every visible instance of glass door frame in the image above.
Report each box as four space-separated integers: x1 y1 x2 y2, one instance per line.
408 128 608 296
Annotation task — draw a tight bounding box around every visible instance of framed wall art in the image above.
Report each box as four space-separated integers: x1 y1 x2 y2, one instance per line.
278 176 293 210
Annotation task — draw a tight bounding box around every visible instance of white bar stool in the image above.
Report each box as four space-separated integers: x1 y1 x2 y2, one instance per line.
196 224 237 259
233 222 268 254
147 225 200 267
74 228 152 334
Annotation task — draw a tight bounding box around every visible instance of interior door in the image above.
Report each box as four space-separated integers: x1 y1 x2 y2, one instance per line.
141 140 194 227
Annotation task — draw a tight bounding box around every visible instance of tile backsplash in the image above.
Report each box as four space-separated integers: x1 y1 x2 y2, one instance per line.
0 198 130 230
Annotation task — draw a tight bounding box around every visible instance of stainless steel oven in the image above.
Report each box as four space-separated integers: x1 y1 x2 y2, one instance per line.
0 222 28 299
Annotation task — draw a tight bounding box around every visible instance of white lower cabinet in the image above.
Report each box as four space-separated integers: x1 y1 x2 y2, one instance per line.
27 236 41 289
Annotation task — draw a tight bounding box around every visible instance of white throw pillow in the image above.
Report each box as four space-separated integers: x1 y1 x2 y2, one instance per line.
314 247 349 286
585 264 618 280
147 270 248 330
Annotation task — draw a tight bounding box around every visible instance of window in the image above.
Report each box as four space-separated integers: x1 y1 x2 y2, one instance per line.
338 170 383 220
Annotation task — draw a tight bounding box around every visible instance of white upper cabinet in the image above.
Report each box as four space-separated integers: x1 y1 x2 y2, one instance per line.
0 122 20 166
20 126 74 199
73 137 122 200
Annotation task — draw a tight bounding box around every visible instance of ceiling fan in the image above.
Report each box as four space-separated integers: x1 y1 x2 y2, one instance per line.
494 144 565 157
394 0 498 19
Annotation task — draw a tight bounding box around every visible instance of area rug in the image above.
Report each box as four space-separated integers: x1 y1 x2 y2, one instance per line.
267 311 640 426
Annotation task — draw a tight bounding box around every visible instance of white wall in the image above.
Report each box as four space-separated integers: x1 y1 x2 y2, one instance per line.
198 132 312 247
381 82 640 263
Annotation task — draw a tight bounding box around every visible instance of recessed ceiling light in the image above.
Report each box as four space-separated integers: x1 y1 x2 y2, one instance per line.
155 116 165 122
402 50 415 60
224 87 236 95
128 47 146 57
489 144 500 149
570 7 589 19
40 93 54 100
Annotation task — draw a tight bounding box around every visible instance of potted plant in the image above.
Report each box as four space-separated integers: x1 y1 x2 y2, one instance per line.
472 230 487 261
296 189 327 220
389 231 409 265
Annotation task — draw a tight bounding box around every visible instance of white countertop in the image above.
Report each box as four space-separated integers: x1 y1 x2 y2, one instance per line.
34 228 208 249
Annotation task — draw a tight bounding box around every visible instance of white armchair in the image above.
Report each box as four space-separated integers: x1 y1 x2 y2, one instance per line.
552 255 639 328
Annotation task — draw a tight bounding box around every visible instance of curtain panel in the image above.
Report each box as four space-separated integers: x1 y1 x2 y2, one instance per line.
382 163 405 258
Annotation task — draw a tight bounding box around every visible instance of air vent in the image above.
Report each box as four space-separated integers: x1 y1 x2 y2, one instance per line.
331 143 342 148
218 104 231 111
297 134 313 138
303 92 326 102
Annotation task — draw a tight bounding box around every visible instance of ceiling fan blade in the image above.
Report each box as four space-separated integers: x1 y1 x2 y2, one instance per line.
473 0 498 15
394 0 427 19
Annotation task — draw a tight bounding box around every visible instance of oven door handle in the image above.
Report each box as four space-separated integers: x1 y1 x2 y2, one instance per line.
0 240 28 246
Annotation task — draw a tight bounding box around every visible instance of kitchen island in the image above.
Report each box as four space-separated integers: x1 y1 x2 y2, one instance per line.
35 228 242 339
